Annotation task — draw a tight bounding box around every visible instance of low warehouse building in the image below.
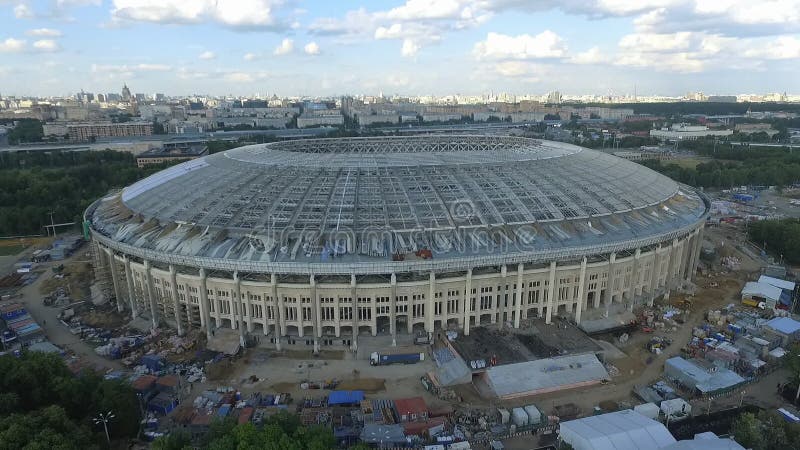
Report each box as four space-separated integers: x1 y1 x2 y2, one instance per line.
664 357 745 395
485 353 609 399
764 317 800 347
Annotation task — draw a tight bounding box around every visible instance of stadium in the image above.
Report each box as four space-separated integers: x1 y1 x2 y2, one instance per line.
86 135 709 351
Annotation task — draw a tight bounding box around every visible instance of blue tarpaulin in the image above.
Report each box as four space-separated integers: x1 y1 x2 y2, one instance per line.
327 390 364 405
141 354 164 372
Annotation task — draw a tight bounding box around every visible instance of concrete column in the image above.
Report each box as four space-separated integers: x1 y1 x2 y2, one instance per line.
333 295 340 338
575 258 587 324
310 275 319 352
545 261 556 324
463 269 472 336
499 265 507 328
123 256 137 319
276 281 286 337
427 272 435 333
628 249 641 310
390 274 397 346
169 265 183 336
199 268 212 341
604 252 616 309
143 260 158 329
233 272 245 348
514 263 523 328
350 274 358 351
105 249 124 313
272 274 282 350
244 281 253 333
676 239 687 286
666 239 678 287
649 245 661 306
689 228 704 280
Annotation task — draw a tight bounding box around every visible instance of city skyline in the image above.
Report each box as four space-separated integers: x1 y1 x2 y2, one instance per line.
1 1 799 96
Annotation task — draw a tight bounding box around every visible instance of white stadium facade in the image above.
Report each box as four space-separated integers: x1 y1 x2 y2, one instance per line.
86 136 709 351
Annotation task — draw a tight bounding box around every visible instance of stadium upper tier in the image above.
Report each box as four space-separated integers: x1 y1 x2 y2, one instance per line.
87 136 709 274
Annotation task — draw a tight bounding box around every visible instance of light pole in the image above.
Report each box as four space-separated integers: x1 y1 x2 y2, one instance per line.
49 211 57 239
93 410 115 447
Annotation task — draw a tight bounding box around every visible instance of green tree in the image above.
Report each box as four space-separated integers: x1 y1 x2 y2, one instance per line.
731 412 764 449
6 119 44 144
152 429 193 450
731 410 800 450
785 343 800 402
0 352 140 448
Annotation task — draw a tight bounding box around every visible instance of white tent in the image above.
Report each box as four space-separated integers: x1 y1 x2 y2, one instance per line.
633 403 660 420
560 410 677 450
741 281 782 303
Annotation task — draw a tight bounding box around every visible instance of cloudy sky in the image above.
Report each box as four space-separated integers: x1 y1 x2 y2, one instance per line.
1 0 798 97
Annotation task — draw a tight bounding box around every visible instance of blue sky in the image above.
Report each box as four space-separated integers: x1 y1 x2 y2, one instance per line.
0 0 798 97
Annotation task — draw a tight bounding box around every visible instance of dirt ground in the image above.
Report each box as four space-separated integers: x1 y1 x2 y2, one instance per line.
39 261 95 300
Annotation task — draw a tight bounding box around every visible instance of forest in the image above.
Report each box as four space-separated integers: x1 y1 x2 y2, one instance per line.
0 352 140 449
0 150 166 236
747 219 800 265
640 142 800 189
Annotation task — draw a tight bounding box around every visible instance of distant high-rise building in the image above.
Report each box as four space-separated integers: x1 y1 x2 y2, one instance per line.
121 84 132 102
97 93 106 103
546 91 562 104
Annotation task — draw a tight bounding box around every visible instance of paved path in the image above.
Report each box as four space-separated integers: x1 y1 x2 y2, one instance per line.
16 258 123 371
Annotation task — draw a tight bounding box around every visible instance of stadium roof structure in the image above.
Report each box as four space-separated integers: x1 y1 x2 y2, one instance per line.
87 136 709 275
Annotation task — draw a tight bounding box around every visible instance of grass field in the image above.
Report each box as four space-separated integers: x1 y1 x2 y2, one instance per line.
669 157 741 169
0 245 26 256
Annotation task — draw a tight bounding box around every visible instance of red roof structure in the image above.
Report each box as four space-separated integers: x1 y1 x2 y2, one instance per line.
394 397 428 422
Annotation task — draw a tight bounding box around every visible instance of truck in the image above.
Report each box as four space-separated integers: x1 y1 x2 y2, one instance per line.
370 347 425 366
742 298 766 309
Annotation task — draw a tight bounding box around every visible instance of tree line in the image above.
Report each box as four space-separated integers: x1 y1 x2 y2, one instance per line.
0 352 140 449
640 142 800 189
747 219 800 265
153 411 368 450
0 150 168 236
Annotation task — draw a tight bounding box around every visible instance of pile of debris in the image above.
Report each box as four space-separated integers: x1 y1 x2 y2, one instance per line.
721 256 740 270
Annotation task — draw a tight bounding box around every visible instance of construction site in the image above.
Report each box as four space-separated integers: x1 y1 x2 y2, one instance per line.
0 189 798 448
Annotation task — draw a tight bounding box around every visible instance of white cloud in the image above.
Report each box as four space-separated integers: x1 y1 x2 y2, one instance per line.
0 38 26 53
273 38 293 55
473 31 567 60
384 0 464 20
570 47 605 64
110 0 289 30
198 50 215 60
222 71 271 83
26 28 63 37
91 63 172 73
176 67 209 79
32 39 60 52
308 8 375 37
225 72 255 83
14 3 34 18
303 41 320 55
615 51 706 72
243 52 258 61
401 39 420 57
743 36 800 59
56 0 102 6
619 32 693 52
375 23 441 57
